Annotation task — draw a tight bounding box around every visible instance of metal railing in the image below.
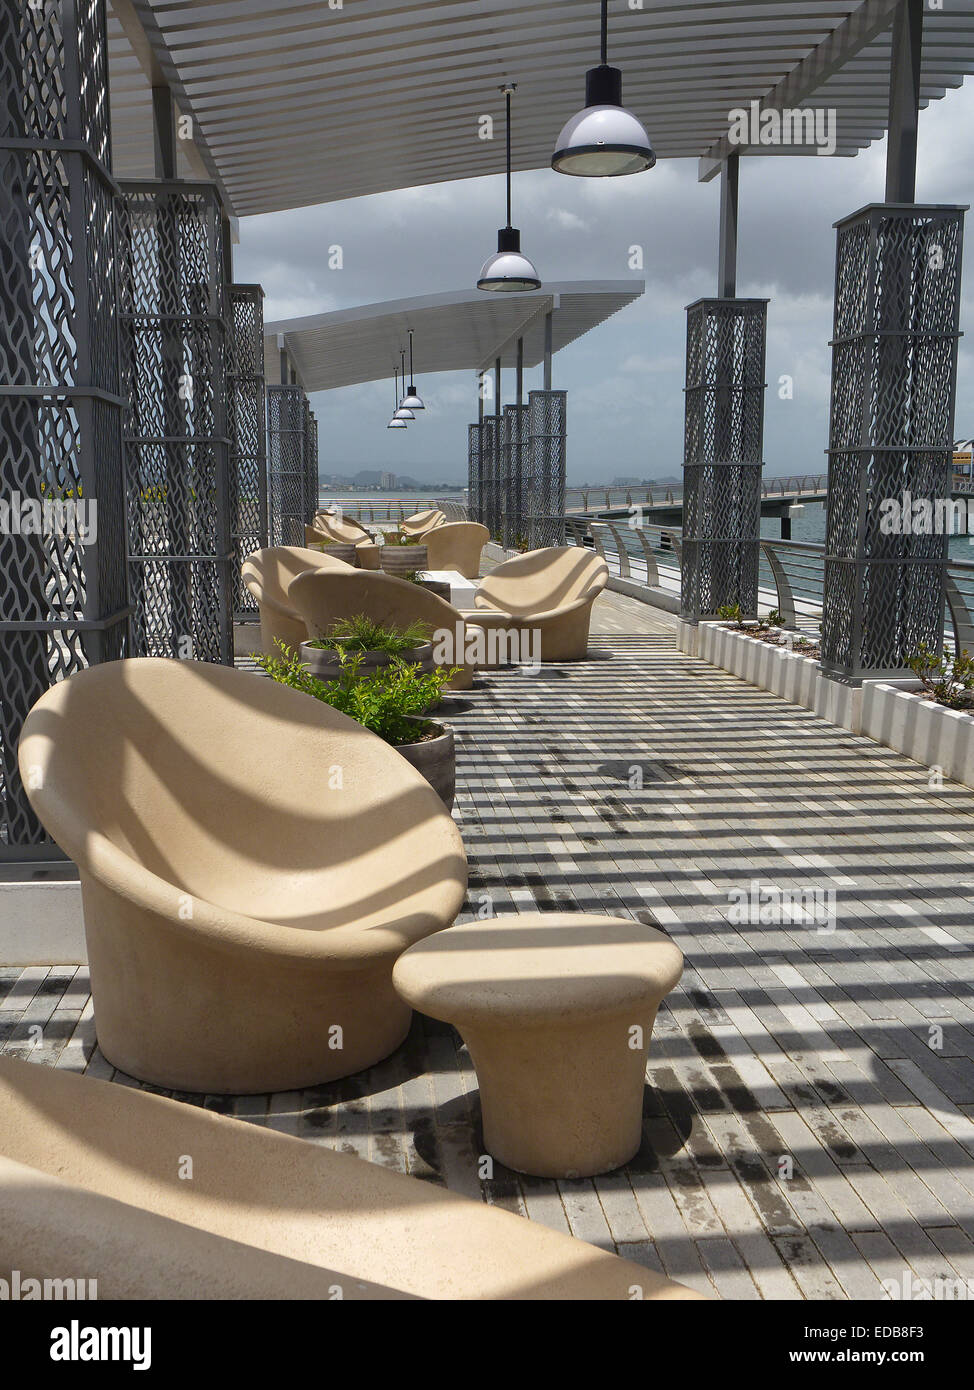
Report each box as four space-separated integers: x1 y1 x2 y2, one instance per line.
565 475 828 515
314 496 466 525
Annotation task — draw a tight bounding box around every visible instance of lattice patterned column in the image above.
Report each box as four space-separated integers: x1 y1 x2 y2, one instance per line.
267 385 308 546
480 415 501 540
118 180 233 665
528 391 567 548
467 423 482 523
503 404 530 548
228 285 267 619
681 298 768 624
304 399 319 522
822 204 966 681
0 0 129 860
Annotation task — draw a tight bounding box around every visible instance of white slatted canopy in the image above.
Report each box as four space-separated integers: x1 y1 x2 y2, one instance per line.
106 1 974 217
264 282 644 391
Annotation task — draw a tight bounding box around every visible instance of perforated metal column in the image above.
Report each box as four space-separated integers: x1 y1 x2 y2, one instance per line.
228 285 267 618
528 390 567 548
503 404 530 548
267 385 308 546
822 204 965 681
0 0 129 861
304 399 319 520
681 298 768 623
480 415 501 540
118 180 233 665
467 423 482 523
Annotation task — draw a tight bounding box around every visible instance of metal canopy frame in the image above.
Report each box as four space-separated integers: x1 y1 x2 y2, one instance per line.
103 1 974 216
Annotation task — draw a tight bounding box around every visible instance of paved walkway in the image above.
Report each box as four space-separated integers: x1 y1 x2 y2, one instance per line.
5 625 974 1299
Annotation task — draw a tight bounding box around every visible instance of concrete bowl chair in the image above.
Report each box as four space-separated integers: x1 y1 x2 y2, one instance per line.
400 508 446 538
312 510 373 545
466 546 609 662
242 545 353 655
423 521 490 580
17 659 468 1094
289 567 480 691
0 1057 705 1300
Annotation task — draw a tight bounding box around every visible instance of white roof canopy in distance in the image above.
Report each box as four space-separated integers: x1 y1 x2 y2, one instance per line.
106 1 974 217
264 283 645 392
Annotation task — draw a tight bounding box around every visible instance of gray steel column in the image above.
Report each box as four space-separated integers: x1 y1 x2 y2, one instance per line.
820 204 965 680
528 390 567 548
681 298 769 623
267 384 309 546
543 312 553 390
718 153 739 299
886 0 923 204
0 0 129 861
468 421 482 524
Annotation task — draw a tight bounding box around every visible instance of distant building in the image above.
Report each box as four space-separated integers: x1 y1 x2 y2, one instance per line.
380 471 397 490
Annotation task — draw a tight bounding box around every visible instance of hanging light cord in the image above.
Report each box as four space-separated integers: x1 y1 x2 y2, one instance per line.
409 329 415 380
505 87 512 228
601 0 608 65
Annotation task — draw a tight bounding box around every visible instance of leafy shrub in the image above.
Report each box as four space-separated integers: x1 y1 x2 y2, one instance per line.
716 602 745 628
256 642 458 746
307 614 431 655
905 643 974 710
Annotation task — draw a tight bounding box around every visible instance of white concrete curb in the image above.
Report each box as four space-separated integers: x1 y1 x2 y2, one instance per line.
0 880 86 965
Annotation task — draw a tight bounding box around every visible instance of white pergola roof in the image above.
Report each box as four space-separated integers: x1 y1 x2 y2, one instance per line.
264 282 644 391
106 1 974 217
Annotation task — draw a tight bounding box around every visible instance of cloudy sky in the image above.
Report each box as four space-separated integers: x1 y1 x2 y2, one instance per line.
235 81 974 486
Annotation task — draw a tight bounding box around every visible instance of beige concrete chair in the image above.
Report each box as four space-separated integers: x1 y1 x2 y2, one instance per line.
423 521 490 579
466 546 609 661
0 1056 704 1300
242 545 353 655
17 659 467 1094
313 509 373 544
288 568 479 691
401 508 446 538
394 913 683 1179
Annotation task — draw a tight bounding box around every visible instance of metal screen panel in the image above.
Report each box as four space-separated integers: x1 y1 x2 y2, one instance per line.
0 0 129 861
467 422 482 523
502 403 530 548
480 415 501 541
267 384 308 546
304 399 319 521
228 284 267 617
822 204 966 681
527 391 567 549
681 298 768 623
118 179 233 666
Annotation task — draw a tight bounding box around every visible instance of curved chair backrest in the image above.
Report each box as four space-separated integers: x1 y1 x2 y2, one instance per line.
423 522 489 579
476 546 609 618
288 567 464 644
401 509 446 537
18 658 465 928
312 511 372 545
242 546 353 612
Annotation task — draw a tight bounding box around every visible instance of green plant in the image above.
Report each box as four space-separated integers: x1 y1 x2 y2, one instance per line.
307 614 431 655
716 602 745 629
256 642 459 746
905 642 974 709
765 609 782 628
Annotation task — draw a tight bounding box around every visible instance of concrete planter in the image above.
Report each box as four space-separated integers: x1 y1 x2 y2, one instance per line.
381 544 428 577
681 620 862 733
299 640 434 679
308 541 359 566
861 681 974 790
396 719 455 809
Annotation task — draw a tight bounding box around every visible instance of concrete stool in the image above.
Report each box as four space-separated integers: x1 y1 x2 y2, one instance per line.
356 543 382 570
392 913 683 1178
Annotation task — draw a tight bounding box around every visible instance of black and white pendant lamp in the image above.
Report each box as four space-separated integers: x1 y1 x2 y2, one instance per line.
477 84 541 293
552 0 655 177
387 364 407 429
393 349 415 420
400 329 425 410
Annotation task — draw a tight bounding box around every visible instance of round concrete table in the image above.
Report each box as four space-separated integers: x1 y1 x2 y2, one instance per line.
392 913 683 1179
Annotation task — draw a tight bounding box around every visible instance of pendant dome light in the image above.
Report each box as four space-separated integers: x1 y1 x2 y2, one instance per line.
400 329 425 410
552 0 655 177
477 84 541 293
393 349 415 419
387 363 407 428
